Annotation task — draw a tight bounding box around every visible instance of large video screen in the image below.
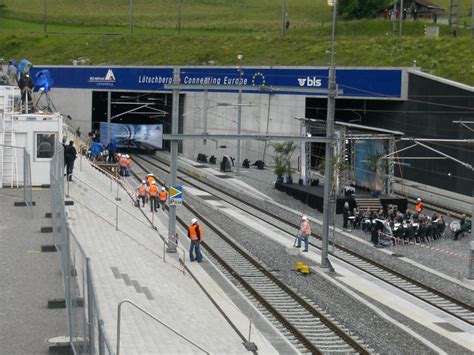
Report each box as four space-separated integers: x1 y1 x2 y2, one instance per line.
100 122 163 149
354 140 384 192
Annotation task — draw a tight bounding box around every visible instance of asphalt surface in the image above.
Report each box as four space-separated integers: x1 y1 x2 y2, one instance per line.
0 189 68 354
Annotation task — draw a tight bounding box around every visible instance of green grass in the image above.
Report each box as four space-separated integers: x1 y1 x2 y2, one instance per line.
0 0 472 85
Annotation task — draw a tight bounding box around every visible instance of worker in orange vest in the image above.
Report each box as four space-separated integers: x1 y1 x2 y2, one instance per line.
148 181 159 212
146 173 155 186
126 155 132 176
136 180 148 208
188 218 203 262
119 154 128 176
158 187 167 211
415 198 424 213
296 215 311 252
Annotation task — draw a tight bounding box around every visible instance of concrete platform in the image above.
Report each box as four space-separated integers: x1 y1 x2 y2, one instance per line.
66 159 287 354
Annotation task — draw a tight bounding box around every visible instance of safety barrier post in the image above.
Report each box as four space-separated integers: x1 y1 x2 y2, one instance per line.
110 177 113 193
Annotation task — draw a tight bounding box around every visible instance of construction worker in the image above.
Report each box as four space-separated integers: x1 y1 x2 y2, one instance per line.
415 198 424 213
188 218 203 262
126 154 132 176
136 180 148 208
119 154 128 176
149 181 159 212
296 215 311 252
146 173 155 186
159 187 167 211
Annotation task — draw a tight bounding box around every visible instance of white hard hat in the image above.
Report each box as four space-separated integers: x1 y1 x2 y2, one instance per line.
142 180 146 184
161 187 165 191
417 198 421 201
118 153 121 156
301 215 308 220
125 154 129 158
152 181 156 185
191 218 198 224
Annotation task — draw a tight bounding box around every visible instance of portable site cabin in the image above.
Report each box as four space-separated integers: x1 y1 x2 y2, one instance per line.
0 85 63 187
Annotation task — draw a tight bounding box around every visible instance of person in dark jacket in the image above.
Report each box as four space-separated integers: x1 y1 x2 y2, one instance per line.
64 141 77 181
343 202 350 229
454 215 471 240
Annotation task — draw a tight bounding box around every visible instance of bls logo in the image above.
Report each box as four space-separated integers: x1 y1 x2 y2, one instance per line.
298 76 322 87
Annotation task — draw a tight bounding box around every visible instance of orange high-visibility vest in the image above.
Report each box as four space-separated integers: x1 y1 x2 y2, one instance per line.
188 225 203 241
159 191 167 202
119 157 128 167
301 221 311 235
149 185 158 196
415 202 423 213
139 185 147 196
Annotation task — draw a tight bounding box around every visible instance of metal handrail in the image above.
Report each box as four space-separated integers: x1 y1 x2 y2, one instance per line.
69 171 188 270
116 299 209 355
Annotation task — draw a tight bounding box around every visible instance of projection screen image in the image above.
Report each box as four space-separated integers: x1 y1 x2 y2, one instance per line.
354 139 384 192
100 122 163 150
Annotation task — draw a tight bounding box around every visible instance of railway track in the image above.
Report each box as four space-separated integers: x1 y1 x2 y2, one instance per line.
131 153 474 327
128 157 370 354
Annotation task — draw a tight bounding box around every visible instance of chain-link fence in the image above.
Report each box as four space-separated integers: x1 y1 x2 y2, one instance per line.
50 145 114 354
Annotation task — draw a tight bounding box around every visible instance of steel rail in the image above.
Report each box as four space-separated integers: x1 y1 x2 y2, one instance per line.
134 153 474 325
130 155 368 354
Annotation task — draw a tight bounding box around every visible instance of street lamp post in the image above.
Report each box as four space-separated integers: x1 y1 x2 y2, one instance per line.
282 0 287 37
178 0 183 34
321 0 338 270
129 0 134 36
236 55 243 176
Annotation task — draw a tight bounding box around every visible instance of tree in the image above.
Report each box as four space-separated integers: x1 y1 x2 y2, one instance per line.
272 141 297 181
338 0 390 19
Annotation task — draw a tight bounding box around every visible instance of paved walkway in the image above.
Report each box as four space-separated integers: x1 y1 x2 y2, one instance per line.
67 159 281 354
0 189 68 354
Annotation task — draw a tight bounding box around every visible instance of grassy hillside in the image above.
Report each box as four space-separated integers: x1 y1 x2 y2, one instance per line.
0 0 473 85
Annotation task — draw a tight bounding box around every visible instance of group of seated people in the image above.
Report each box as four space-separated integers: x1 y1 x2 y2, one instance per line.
346 204 452 245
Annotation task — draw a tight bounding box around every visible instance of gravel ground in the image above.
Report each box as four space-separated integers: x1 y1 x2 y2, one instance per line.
236 166 472 279
182 188 442 354
138 153 473 352
153 152 473 305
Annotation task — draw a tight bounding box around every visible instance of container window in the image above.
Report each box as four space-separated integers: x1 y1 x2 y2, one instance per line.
36 133 56 159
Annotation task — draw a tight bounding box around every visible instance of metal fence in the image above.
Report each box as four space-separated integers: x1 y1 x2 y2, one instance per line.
50 146 114 355
0 143 33 216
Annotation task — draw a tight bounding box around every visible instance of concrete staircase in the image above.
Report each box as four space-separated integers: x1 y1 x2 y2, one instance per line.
354 197 383 212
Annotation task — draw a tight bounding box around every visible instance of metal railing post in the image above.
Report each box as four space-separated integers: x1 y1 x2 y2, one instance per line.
67 175 70 197
98 320 105 355
248 320 252 342
22 147 26 203
116 180 120 200
115 204 119 231
86 258 95 354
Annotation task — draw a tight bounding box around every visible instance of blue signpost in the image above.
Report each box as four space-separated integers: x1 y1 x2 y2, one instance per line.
169 185 183 206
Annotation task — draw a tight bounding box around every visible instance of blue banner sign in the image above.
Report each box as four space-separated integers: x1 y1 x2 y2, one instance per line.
33 66 404 99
